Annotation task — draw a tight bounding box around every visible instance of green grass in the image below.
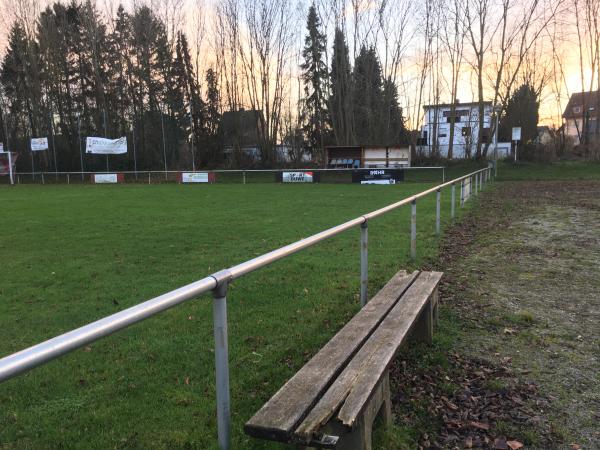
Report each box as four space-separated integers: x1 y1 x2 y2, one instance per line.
0 181 473 449
496 160 600 181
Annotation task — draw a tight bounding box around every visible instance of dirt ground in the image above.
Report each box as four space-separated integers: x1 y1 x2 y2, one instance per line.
391 181 600 449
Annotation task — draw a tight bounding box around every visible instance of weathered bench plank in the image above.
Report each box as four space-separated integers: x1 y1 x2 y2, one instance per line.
244 270 419 442
295 271 442 442
337 271 442 426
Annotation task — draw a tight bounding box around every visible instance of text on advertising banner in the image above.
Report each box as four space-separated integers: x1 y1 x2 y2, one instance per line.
93 174 119 183
31 137 49 151
182 172 210 183
282 171 314 183
86 137 127 155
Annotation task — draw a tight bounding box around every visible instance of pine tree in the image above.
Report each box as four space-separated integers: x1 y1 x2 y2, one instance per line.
499 83 539 144
329 27 353 145
353 46 384 144
174 31 206 166
300 4 329 159
382 78 408 145
205 68 222 166
2 23 33 135
107 5 133 137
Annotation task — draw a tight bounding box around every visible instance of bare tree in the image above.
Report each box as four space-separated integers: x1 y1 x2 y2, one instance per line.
439 0 466 158
238 0 296 164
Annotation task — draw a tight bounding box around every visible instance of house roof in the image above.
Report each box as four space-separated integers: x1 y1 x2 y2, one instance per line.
562 91 600 119
423 101 492 109
220 109 264 146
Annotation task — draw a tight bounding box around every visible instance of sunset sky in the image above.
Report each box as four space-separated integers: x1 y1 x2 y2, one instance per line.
0 0 597 129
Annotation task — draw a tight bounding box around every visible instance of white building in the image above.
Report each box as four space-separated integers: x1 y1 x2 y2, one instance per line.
417 101 494 158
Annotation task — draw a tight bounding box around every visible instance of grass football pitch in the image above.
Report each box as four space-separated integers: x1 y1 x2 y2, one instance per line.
0 173 491 449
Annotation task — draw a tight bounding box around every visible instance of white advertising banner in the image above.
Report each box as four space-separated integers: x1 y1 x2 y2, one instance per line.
0 142 4 152
511 127 522 141
360 179 395 185
182 172 209 183
94 173 119 183
31 137 49 151
86 137 127 155
282 171 314 183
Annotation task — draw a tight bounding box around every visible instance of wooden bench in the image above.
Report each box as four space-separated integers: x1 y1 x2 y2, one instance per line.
244 270 442 449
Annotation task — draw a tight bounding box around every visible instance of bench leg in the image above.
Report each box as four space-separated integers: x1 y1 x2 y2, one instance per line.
431 287 439 327
324 372 392 450
413 298 433 345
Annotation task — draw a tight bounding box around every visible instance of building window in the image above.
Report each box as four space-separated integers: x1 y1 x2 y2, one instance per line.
481 127 490 143
573 106 582 114
461 126 471 137
439 133 447 138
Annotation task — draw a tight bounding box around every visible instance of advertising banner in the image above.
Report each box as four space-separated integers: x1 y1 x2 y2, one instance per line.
93 173 119 183
352 169 404 184
511 127 522 141
181 172 210 183
31 137 49 151
0 142 4 152
0 152 17 175
281 171 315 183
86 137 127 155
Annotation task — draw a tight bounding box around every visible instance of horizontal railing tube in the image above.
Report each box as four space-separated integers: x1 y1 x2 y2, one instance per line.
0 167 490 398
0 276 217 382
226 217 366 280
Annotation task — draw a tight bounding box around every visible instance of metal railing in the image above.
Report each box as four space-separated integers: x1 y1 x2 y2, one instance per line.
0 165 493 450
3 166 447 185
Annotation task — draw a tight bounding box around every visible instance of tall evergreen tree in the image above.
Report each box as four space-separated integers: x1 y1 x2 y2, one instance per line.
352 46 384 144
300 4 329 158
382 78 408 145
1 3 223 172
205 68 222 166
329 27 353 145
499 83 539 144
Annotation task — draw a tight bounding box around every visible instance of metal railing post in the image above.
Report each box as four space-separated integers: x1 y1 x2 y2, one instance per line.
474 173 478 195
460 180 465 207
67 173 70 184
410 199 417 260
435 189 441 236
360 221 368 307
148 172 151 185
243 171 246 185
451 183 455 219
213 282 231 450
42 173 45 185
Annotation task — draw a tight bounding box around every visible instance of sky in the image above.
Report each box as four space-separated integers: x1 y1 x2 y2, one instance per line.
0 0 596 129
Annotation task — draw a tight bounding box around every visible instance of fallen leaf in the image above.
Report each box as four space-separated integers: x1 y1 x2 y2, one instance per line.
469 421 490 430
494 437 508 449
570 444 580 450
465 436 473 448
504 328 517 335
507 440 524 450
184 377 190 385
